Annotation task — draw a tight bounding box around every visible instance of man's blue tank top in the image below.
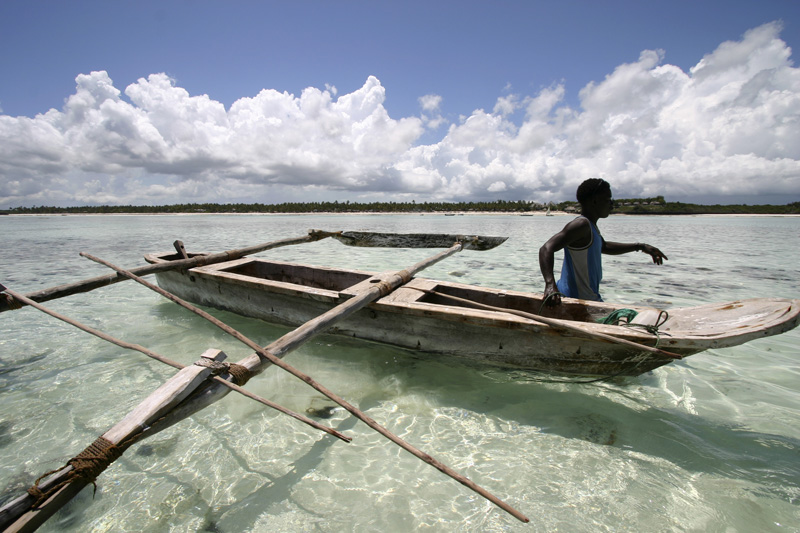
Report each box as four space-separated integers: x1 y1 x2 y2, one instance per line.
556 217 603 301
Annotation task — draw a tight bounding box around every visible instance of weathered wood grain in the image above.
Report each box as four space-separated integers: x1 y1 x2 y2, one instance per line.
333 231 508 251
148 255 800 376
1 350 228 533
0 230 335 313
84 244 531 523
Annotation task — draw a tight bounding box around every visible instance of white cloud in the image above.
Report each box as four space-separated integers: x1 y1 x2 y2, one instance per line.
487 181 508 192
418 94 447 130
493 95 518 116
1 22 799 207
419 94 442 112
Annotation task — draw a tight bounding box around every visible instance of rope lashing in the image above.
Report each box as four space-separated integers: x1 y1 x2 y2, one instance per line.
26 436 130 508
24 357 253 510
0 283 23 310
193 358 229 373
3 292 22 310
193 359 252 386
226 363 252 386
372 269 413 297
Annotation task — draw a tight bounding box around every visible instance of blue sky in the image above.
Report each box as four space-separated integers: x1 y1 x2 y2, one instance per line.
1 1 800 207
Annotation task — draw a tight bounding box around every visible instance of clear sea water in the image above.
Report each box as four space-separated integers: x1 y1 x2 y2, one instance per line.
0 213 798 532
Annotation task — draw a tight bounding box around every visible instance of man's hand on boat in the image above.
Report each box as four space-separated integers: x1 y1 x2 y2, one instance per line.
543 283 562 307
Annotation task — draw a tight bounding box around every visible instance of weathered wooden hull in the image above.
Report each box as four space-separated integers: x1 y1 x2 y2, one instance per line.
144 253 800 376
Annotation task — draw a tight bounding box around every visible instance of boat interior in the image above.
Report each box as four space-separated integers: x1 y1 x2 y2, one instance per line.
223 258 373 292
196 256 608 323
411 282 599 322
146 251 799 344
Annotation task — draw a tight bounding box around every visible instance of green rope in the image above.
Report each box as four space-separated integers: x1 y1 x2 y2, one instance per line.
597 309 639 325
597 309 671 348
626 310 670 337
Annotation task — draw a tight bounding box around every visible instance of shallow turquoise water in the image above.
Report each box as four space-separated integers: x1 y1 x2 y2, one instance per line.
0 213 798 532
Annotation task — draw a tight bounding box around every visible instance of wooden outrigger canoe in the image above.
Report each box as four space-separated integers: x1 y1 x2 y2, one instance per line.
2 229 798 530
1 231 536 530
144 246 800 377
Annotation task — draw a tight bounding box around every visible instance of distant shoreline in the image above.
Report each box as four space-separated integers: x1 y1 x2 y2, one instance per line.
4 211 799 217
3 197 797 217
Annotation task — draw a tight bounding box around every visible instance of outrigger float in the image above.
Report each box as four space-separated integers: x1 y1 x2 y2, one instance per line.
1 229 798 531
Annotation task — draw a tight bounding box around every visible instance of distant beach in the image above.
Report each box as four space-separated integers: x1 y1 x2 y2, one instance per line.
4 210 799 218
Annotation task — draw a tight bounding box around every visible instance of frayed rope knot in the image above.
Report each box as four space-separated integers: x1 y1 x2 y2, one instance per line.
193 359 252 386
26 436 125 508
193 358 229 373
226 363 252 386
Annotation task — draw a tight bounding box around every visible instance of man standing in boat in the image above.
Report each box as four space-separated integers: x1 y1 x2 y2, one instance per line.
539 178 667 305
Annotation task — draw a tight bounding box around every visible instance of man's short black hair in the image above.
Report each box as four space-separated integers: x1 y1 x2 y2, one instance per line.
576 178 611 204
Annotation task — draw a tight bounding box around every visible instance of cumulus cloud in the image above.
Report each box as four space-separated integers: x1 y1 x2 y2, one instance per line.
418 94 447 130
419 94 442 113
1 22 799 207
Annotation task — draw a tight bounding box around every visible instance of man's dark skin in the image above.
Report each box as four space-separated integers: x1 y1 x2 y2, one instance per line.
539 187 668 306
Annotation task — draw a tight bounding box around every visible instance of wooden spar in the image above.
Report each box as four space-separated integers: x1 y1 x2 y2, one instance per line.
414 288 683 360
0 285 350 442
80 243 463 376
81 241 531 523
0 230 507 314
1 350 228 533
0 230 336 314
2 285 177 371
0 301 352 533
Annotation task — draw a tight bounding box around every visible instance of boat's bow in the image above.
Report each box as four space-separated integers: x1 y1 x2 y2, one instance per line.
655 297 800 350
